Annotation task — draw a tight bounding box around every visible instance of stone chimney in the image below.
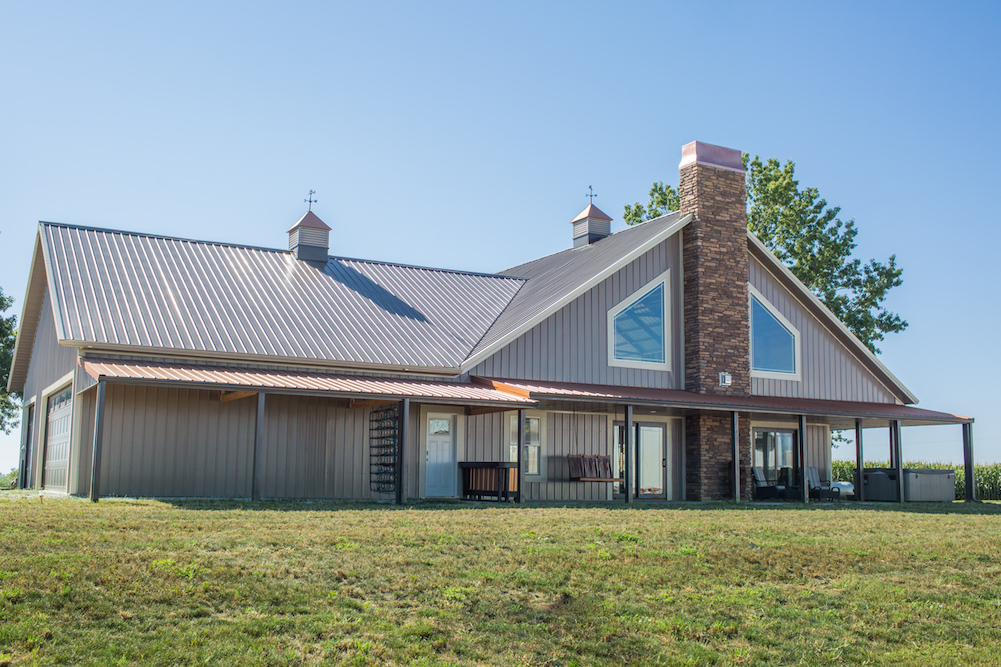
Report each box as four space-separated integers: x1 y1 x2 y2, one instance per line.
288 211 331 261
570 204 612 247
679 140 750 396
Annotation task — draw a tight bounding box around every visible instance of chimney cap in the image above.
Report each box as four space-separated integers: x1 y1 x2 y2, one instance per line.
570 203 613 223
287 210 332 233
679 141 745 173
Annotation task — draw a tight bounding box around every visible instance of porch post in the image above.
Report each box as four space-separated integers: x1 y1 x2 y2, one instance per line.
624 405 634 504
251 392 265 500
88 380 107 502
962 422 977 502
798 414 808 503
731 411 740 503
854 418 865 502
516 408 526 504
888 421 896 469
892 420 904 503
397 398 410 505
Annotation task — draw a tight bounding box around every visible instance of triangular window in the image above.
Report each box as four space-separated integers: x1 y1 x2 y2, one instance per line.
608 272 670 370
750 288 799 378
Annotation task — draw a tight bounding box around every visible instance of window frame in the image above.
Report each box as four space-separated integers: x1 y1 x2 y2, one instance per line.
748 283 801 381
752 426 799 486
607 270 672 372
505 411 547 482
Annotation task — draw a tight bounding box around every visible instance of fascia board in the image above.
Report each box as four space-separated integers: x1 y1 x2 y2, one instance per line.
460 214 693 371
7 232 49 393
746 231 918 405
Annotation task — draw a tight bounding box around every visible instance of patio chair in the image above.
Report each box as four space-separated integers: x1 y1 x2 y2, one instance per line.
752 466 785 500
807 467 841 501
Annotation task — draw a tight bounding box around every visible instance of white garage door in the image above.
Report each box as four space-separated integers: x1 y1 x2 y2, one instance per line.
43 386 73 492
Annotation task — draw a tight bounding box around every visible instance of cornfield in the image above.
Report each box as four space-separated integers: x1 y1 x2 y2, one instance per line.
832 460 1001 501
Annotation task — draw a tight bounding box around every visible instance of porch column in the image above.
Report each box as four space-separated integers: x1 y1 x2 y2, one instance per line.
624 405 634 504
854 418 865 502
88 380 107 502
962 422 977 502
397 398 410 505
798 414 808 503
251 392 265 500
892 420 904 503
515 409 526 504
731 411 740 503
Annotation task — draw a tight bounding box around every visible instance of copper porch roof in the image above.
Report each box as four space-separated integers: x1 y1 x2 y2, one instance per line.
79 359 535 407
472 377 972 425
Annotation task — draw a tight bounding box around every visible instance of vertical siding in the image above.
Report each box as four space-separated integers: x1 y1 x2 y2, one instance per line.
22 289 78 487
749 257 898 403
805 424 832 481
468 237 683 388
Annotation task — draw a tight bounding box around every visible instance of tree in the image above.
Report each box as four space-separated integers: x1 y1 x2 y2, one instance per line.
623 155 907 353
0 286 19 434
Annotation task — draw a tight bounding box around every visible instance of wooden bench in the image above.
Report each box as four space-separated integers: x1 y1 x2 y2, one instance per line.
459 462 519 502
567 455 623 483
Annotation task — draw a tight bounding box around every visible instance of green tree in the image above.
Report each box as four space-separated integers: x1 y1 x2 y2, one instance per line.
0 286 19 434
624 155 907 353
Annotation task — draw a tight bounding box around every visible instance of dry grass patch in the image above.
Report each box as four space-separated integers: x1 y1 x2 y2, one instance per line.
0 495 999 665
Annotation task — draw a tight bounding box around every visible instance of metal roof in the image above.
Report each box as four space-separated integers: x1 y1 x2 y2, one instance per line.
40 223 524 370
81 358 535 407
473 377 971 426
462 212 689 368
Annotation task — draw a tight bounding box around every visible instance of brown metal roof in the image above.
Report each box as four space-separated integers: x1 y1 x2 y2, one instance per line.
472 377 972 425
79 358 535 407
570 204 613 223
287 210 332 232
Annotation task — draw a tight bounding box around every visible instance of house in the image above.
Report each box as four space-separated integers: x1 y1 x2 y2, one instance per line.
7 141 977 504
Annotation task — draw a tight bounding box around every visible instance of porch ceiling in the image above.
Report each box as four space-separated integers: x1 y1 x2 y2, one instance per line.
472 377 972 427
79 358 536 408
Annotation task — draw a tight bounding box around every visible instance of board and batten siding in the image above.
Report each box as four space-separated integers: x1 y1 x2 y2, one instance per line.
22 288 78 488
749 256 899 403
467 237 683 388
805 424 832 481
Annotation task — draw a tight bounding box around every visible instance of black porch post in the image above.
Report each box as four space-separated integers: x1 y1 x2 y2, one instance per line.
962 422 977 502
854 418 865 502
516 408 526 504
731 411 740 503
624 405 634 504
252 392 265 500
892 419 904 504
89 380 107 503
888 421 896 469
798 414 808 503
397 398 409 505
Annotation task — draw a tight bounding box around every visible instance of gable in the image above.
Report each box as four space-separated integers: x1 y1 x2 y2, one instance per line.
22 287 78 400
465 234 683 388
749 254 902 403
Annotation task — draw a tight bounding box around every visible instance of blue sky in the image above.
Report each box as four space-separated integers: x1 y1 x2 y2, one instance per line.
2 1 999 471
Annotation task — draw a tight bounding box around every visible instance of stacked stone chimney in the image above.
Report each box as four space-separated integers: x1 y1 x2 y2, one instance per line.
678 141 751 499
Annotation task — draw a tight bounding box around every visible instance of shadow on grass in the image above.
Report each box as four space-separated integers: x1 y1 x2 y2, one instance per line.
145 496 1001 516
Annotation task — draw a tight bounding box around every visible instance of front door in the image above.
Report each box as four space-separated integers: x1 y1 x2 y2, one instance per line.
425 413 456 497
614 422 669 499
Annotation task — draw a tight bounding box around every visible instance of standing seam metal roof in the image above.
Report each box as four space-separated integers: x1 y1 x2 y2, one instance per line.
41 223 525 369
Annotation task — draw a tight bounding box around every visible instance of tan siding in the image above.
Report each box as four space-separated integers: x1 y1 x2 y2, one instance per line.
805 424 832 481
468 237 683 388
749 257 898 403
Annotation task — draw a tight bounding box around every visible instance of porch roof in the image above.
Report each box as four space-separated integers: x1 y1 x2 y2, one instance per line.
472 377 972 427
79 358 536 408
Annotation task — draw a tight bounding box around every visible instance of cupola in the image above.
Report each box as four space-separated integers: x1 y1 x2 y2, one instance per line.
288 211 331 261
570 204 613 247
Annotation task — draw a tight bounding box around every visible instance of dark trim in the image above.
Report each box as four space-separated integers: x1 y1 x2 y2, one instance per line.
963 423 977 502
624 406 634 504
854 418 865 502
798 415 808 503
252 393 265 500
397 399 409 504
516 409 526 504
892 420 904 504
732 411 740 503
89 381 107 502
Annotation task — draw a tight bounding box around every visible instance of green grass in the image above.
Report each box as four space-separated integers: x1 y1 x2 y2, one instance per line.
1 495 1000 666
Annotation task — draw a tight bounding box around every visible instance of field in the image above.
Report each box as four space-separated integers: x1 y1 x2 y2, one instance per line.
1 496 999 666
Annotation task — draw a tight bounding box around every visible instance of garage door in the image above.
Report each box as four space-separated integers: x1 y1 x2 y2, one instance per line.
42 386 72 492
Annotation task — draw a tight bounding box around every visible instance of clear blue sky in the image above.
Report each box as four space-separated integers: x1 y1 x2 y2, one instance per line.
2 1 999 471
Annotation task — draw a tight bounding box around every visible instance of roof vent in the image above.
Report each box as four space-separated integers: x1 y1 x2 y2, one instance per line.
570 204 612 248
288 211 331 261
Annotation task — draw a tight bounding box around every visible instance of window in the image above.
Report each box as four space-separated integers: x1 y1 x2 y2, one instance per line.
608 271 671 371
753 428 797 485
508 413 544 478
749 284 800 380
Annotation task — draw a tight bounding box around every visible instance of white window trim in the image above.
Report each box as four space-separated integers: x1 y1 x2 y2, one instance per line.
748 283 802 382
504 410 547 482
607 270 672 372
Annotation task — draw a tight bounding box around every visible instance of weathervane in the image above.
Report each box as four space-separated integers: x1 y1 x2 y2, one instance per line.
304 190 318 211
586 185 597 203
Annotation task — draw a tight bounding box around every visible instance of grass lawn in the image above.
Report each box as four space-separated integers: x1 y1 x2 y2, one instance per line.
1 495 999 666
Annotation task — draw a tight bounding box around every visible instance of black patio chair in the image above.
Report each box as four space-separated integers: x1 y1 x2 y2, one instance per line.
752 466 786 500
808 466 841 501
